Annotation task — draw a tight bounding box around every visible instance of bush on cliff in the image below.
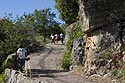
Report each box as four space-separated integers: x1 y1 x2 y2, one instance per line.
61 23 83 70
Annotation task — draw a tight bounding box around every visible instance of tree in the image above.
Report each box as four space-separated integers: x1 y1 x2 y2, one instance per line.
54 0 79 25
0 8 62 73
33 8 61 41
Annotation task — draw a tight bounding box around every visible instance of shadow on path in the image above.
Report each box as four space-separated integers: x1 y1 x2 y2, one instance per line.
27 69 68 78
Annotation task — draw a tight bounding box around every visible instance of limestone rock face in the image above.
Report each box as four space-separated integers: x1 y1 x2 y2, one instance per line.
79 0 125 75
79 0 125 33
65 22 79 45
70 37 86 70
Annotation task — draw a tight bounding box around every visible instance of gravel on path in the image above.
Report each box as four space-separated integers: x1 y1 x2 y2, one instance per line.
26 42 95 83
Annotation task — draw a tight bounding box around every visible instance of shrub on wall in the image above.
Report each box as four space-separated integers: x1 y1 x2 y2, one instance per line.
61 23 83 70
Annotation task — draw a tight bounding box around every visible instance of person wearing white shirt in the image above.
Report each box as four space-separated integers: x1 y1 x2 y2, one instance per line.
17 44 27 72
60 33 64 44
50 34 55 44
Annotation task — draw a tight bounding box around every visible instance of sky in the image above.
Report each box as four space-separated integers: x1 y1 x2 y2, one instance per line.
0 0 64 24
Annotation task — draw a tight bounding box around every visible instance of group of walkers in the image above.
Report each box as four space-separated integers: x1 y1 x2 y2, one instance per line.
15 33 64 73
50 33 64 44
18 33 64 72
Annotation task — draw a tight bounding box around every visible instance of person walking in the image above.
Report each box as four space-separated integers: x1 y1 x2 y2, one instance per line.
55 34 59 44
60 33 64 44
50 34 55 44
17 44 27 72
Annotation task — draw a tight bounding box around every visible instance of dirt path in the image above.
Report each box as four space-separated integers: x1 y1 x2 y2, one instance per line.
27 41 95 83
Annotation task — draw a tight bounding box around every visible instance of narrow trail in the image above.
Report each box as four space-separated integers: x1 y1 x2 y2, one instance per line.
27 41 95 83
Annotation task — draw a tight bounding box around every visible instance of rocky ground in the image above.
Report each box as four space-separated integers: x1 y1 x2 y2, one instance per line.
25 41 124 83
26 41 96 83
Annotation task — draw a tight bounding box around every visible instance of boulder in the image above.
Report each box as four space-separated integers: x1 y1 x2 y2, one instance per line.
6 53 19 70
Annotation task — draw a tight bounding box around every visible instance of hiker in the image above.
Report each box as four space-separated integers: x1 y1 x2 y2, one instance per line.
55 34 59 44
17 44 27 72
60 33 64 44
50 34 55 44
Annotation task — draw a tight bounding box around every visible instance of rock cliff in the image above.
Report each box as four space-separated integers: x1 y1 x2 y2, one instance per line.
78 0 125 75
66 0 125 76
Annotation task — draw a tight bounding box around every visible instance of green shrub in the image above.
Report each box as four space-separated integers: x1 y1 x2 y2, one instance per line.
102 49 112 60
61 52 71 70
0 71 6 83
61 23 83 70
121 70 125 79
116 63 125 80
110 69 118 77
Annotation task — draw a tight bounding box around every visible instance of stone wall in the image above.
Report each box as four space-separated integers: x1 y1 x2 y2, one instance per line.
79 0 125 75
65 22 87 70
70 37 86 70
65 22 79 45
4 69 47 83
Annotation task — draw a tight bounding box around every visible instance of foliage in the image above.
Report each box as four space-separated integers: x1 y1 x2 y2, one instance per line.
113 61 125 80
54 0 79 25
61 23 83 70
33 8 62 41
102 49 113 60
76 0 80 4
0 71 6 83
61 51 71 70
108 62 125 80
0 8 62 74
110 69 118 77
105 49 121 68
103 49 125 80
120 69 125 79
0 74 5 83
60 24 69 34
0 19 17 73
